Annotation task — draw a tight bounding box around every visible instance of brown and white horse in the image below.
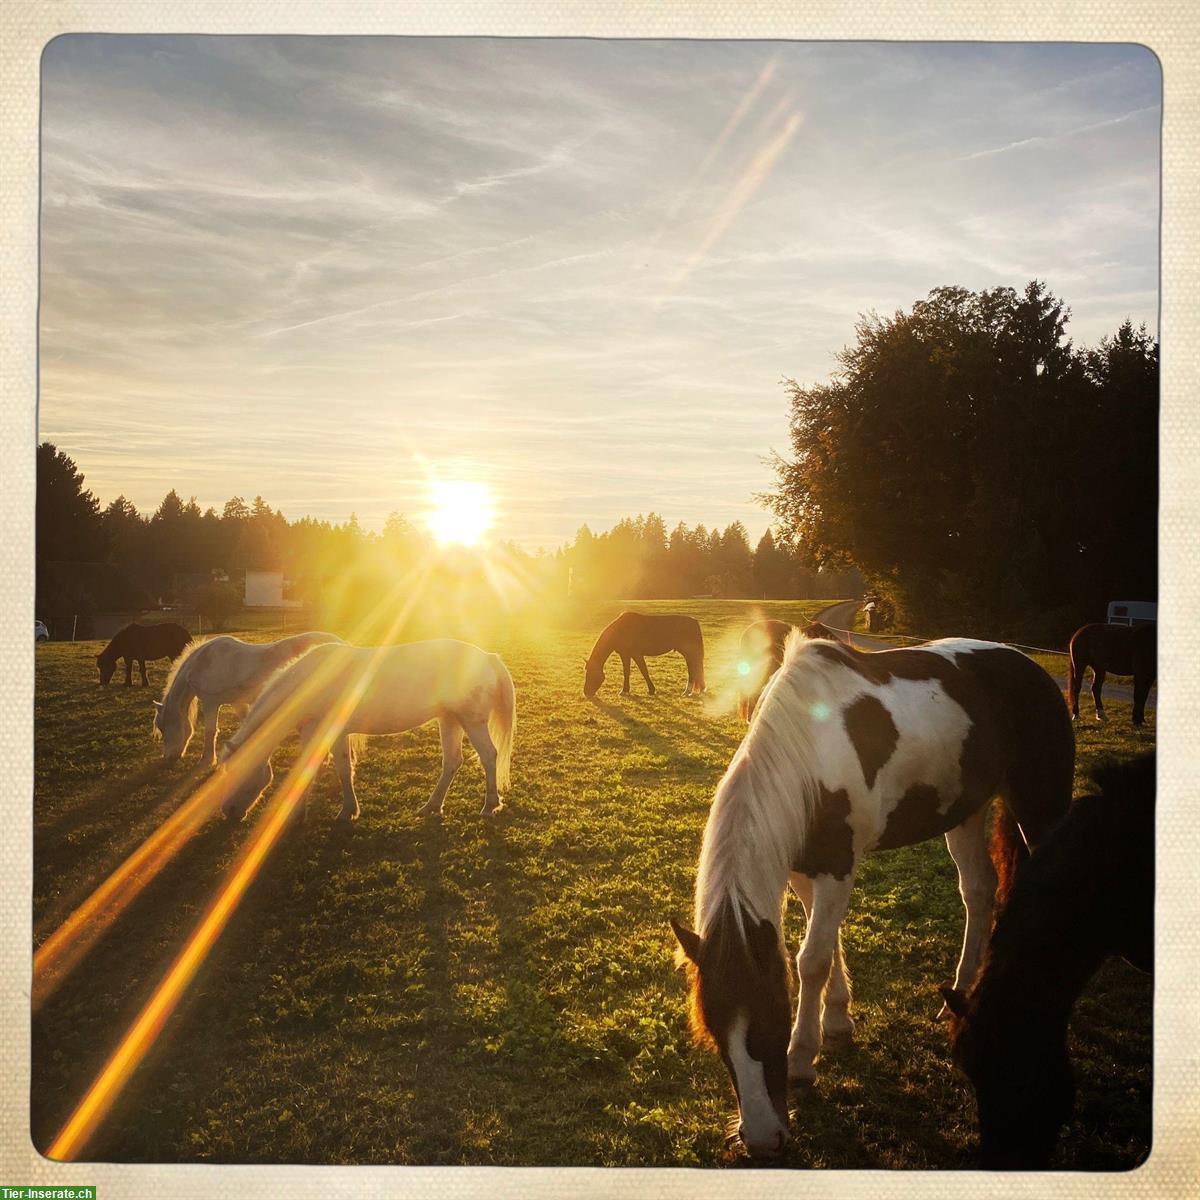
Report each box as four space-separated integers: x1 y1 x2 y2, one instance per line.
671 632 1074 1159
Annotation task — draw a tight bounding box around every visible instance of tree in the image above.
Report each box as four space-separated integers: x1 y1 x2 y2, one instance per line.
766 282 1157 640
36 442 103 564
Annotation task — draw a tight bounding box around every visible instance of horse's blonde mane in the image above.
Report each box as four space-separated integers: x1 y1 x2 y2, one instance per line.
695 634 837 937
158 635 208 701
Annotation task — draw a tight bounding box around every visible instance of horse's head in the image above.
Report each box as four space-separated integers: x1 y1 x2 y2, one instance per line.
151 698 194 764
96 651 116 686
215 741 273 821
940 985 1075 1169
672 911 792 1159
583 657 605 699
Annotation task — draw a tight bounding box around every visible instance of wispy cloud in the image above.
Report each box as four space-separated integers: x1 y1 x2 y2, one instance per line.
39 37 1160 547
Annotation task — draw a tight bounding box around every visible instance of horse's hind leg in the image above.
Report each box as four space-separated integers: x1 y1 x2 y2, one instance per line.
633 654 656 695
620 654 632 695
1091 668 1108 722
419 715 464 817
941 804 997 1015
787 872 855 1083
1132 668 1152 726
461 718 502 816
331 734 359 822
123 657 133 687
789 872 854 1045
139 658 149 686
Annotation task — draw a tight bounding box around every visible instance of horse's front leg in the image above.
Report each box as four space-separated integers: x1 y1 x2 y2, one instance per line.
788 872 855 1083
200 703 219 768
331 735 359 822
139 658 149 686
1132 669 1151 726
620 654 632 695
633 654 655 695
942 804 997 1014
123 657 133 687
1091 668 1108 722
419 715 464 817
462 718 502 816
789 872 854 1046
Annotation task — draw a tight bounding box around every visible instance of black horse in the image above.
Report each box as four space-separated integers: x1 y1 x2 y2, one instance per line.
583 612 705 697
941 753 1154 1169
1067 622 1156 725
96 621 192 686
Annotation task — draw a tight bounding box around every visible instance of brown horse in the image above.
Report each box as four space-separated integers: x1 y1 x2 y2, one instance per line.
96 622 192 686
583 612 705 698
1067 622 1156 726
941 753 1154 1168
735 618 849 720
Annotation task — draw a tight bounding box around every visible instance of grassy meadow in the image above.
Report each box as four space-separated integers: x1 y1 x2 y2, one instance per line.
32 600 1153 1168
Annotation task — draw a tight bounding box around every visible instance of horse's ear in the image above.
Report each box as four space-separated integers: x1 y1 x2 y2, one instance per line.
938 984 968 1018
670 917 702 967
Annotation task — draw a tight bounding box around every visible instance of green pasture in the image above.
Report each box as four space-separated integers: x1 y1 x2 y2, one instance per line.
32 600 1153 1167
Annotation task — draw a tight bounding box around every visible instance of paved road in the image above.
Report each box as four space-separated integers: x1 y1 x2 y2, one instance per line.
813 600 1155 715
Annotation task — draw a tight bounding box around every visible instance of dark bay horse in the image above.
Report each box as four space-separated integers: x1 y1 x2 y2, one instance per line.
1067 622 1156 725
672 636 1074 1158
736 618 849 719
583 612 705 697
941 752 1154 1169
96 622 191 686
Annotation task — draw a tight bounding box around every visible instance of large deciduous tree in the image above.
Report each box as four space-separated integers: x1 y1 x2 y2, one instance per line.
766 282 1157 641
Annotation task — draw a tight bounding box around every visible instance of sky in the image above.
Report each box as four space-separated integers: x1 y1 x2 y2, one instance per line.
39 37 1161 549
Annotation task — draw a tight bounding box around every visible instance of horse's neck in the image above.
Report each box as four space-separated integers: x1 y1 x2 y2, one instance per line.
589 626 615 664
162 653 197 710
696 759 799 932
973 903 1112 1030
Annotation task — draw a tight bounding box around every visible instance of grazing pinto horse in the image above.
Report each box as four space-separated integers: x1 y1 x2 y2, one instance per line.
736 619 849 720
942 753 1154 1169
583 612 705 698
96 622 191 687
218 639 516 822
671 633 1073 1159
153 631 343 767
1067 622 1156 726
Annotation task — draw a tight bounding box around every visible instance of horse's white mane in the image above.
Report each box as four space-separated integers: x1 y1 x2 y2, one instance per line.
223 640 331 755
695 631 836 936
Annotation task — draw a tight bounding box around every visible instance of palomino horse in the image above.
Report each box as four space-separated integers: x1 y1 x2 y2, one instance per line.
1067 622 1156 726
736 619 849 720
583 611 705 698
152 631 343 767
671 632 1074 1159
217 639 516 821
942 753 1154 1169
96 622 191 686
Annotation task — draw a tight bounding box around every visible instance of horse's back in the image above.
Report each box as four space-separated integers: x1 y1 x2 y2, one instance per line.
610 611 702 655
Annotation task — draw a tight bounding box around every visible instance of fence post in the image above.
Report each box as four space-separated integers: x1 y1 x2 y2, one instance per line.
71 614 77 642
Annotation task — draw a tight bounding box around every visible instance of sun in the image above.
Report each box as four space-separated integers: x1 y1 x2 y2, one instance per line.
427 479 494 547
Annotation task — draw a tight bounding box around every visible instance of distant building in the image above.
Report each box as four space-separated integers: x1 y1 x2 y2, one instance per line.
1106 600 1157 627
244 570 302 608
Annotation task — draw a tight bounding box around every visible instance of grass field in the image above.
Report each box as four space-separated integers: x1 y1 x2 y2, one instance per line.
32 600 1154 1168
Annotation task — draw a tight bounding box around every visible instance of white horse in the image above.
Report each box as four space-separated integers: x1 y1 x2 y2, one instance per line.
670 632 1074 1160
216 638 516 822
152 631 342 767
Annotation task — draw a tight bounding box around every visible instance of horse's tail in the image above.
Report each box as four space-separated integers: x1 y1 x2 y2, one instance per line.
1066 635 1079 706
990 799 1028 908
488 654 516 793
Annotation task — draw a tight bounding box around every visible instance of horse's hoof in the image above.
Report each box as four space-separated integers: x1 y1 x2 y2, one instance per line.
336 811 360 824
481 801 504 818
788 1067 816 1088
418 803 443 817
821 1025 855 1047
1095 714 1107 723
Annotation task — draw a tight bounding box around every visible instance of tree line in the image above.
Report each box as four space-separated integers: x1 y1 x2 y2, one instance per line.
36 444 857 635
766 281 1157 643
